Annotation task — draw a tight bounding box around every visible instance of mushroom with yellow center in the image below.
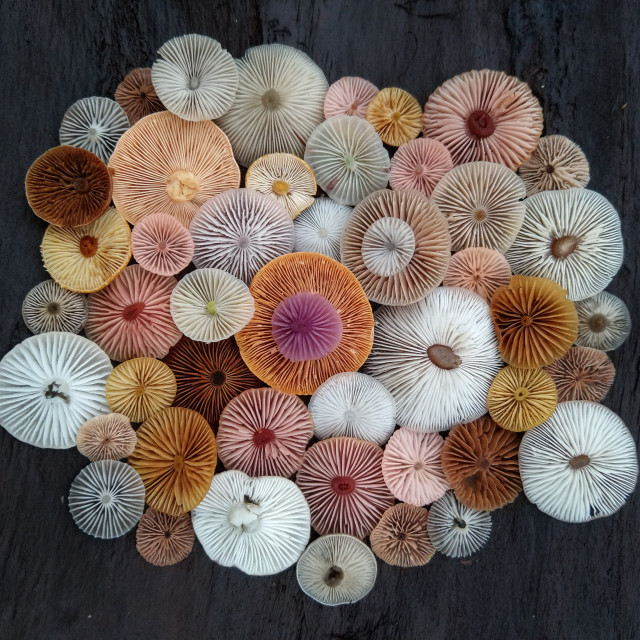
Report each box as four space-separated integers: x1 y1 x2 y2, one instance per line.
366 87 423 147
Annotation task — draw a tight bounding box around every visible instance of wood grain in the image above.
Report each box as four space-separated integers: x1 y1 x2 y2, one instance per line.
0 1 638 638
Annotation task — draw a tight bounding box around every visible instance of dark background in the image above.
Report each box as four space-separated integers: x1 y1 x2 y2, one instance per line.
1 1 638 639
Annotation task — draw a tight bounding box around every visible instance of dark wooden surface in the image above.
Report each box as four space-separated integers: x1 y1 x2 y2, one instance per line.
1 1 638 638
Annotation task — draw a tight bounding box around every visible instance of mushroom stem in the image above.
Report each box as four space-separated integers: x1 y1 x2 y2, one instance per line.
324 565 345 587
588 313 609 333
550 235 580 259
427 344 461 370
466 109 495 138
569 454 591 470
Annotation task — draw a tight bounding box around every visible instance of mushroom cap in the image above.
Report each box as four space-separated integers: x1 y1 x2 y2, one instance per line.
389 137 453 196
105 357 177 423
26 145 112 227
109 111 240 227
340 188 451 305
543 346 615 403
304 115 390 206
162 336 262 427
236 252 374 395
22 279 88 334
217 387 314 477
216 43 328 167
85 264 181 361
364 286 502 431
170 268 255 343
487 366 558 431
490 275 578 369
519 401 638 523
245 153 317 219
427 490 492 558
431 161 527 253
505 189 623 301
293 197 353 261
519 134 590 196
422 69 543 169
0 332 112 449
443 247 512 302
68 459 145 539
41 207 131 293
129 406 217 516
59 96 129 163
441 416 522 510
190 188 294 283
370 503 435 567
324 76 379 119
152 34 238 121
76 413 137 461
131 212 194 276
136 508 194 566
115 67 166 125
308 372 396 445
192 469 311 576
366 87 423 147
296 436 394 538
381 428 449 506
296 533 377 606
574 291 631 351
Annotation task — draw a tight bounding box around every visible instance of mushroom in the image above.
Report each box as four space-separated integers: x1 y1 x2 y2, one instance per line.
105 357 177 423
296 534 377 606
487 366 558 431
574 291 631 351
236 252 374 395
505 189 623 301
341 188 451 305
190 188 294 283
22 280 88 334
296 437 394 539
162 336 261 427
131 213 194 276
245 153 317 219
324 76 379 119
68 460 145 539
76 413 136 461
85 264 181 361
26 145 111 227
136 508 194 566
364 286 502 431
41 207 131 293
192 469 311 576
108 111 240 227
519 401 638 523
169 268 255 343
115 67 166 124
0 332 111 448
216 43 328 167
308 372 396 445
129 407 217 516
59 96 129 163
152 34 238 121
366 87 423 147
427 490 492 558
431 161 526 253
519 135 590 195
217 387 314 477
304 115 390 206
422 69 543 169
381 428 449 506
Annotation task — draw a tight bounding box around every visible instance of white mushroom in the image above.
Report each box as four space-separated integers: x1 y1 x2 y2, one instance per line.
293 197 352 260
574 290 632 351
22 279 87 334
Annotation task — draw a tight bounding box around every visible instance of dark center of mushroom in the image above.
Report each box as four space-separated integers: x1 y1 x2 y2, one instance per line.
413 164 425 176
140 84 154 99
476 458 491 470
473 209 487 222
252 428 276 448
164 531 172 539
272 180 289 196
157 240 168 252
72 177 91 194
44 381 69 403
467 109 495 138
173 455 184 472
396 531 407 541
211 370 226 387
514 386 530 402
331 475 356 496
166 170 200 202
324 566 345 587
588 313 609 333
413 461 425 471
551 235 580 259
520 315 533 327
47 302 60 315
453 517 467 529
79 235 99 258
122 301 145 322
103 437 111 445
427 344 461 370
348 102 359 114
546 164 555 174
569 454 591 470
261 89 281 110
189 76 200 90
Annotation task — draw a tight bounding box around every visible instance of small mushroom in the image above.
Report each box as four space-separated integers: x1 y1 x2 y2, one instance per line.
22 280 88 334
76 413 137 461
